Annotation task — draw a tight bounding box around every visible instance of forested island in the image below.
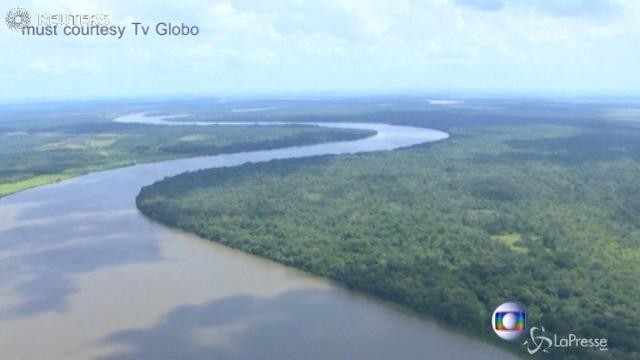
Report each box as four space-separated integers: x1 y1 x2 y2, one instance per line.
137 102 640 359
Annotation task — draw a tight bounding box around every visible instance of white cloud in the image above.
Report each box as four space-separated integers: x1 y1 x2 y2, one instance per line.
1 0 639 101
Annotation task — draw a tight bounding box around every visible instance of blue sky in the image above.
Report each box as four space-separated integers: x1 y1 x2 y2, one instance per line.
1 0 639 101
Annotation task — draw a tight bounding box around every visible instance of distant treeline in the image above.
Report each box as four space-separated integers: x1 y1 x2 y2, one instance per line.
0 120 372 197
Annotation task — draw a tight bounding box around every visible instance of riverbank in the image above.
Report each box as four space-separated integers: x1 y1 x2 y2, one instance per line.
0 119 373 198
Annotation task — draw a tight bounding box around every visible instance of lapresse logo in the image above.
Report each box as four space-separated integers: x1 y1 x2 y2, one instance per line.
492 302 527 341
522 326 609 354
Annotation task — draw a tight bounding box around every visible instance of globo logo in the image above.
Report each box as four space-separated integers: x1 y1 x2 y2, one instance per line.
492 302 527 341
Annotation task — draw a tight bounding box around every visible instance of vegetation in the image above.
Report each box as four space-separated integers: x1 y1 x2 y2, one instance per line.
0 113 373 197
137 103 640 359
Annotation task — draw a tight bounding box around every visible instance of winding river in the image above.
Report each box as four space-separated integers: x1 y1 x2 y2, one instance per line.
0 113 518 359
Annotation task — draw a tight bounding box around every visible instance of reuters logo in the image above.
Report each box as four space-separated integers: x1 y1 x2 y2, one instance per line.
5 7 31 30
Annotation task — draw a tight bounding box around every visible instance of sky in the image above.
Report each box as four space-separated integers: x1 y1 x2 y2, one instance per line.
1 0 639 101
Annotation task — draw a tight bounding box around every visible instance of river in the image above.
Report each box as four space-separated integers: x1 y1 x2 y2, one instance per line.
0 113 518 359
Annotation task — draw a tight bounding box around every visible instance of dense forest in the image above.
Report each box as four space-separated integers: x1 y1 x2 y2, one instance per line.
0 112 372 197
137 104 640 359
